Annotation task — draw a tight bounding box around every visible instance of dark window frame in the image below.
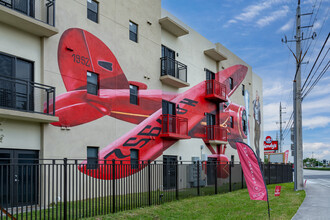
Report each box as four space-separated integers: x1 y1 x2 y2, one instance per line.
0 52 35 111
87 71 99 95
229 77 233 90
230 116 234 128
162 100 176 115
87 146 99 170
242 84 245 96
205 69 215 81
129 84 138 105
129 21 138 43
87 0 99 23
130 149 139 169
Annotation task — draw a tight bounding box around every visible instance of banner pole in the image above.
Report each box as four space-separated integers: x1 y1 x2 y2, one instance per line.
267 199 270 220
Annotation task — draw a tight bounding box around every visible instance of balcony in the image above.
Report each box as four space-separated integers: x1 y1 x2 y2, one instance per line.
205 125 227 144
0 0 58 37
205 80 227 102
160 114 190 139
0 75 58 123
160 57 189 88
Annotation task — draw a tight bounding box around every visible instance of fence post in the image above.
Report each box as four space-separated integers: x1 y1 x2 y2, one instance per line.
112 159 115 213
241 162 244 189
268 162 271 185
276 163 279 183
176 159 179 200
229 161 232 192
148 160 151 206
197 161 200 196
215 161 218 194
63 158 68 220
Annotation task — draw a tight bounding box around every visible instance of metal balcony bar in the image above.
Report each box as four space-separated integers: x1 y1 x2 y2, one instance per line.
0 74 55 115
0 0 56 26
205 79 226 101
160 57 187 82
161 114 189 139
205 125 227 142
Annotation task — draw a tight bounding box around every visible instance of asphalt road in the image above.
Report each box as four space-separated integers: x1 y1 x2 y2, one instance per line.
292 169 330 220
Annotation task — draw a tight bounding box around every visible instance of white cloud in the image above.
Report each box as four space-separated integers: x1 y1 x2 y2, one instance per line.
303 116 330 129
304 142 330 160
224 0 290 27
277 18 294 33
256 6 290 28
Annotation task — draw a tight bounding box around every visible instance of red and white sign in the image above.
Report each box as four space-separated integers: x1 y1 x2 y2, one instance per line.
274 186 282 196
264 136 278 151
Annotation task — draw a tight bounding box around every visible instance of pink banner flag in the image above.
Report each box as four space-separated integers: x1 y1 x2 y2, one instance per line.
236 142 268 201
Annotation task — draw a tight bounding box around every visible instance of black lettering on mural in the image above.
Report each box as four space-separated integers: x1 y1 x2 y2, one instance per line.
123 138 151 149
72 54 90 67
180 98 198 107
156 119 162 124
176 107 188 115
104 149 129 159
137 125 161 136
98 61 113 71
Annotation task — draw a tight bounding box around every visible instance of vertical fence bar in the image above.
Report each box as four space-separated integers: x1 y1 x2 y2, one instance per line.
148 160 151 206
268 163 271 185
63 158 68 220
197 161 200 196
215 161 218 194
241 163 244 189
229 162 232 192
175 159 179 200
112 159 115 213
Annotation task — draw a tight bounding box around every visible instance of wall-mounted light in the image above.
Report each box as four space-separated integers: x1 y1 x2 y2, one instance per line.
147 21 152 25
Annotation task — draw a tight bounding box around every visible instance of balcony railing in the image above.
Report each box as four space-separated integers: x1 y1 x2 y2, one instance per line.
160 114 190 139
0 75 55 115
160 57 187 82
205 125 227 143
205 80 227 102
0 0 55 26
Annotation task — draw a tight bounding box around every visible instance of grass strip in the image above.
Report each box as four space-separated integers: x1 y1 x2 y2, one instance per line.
90 182 305 220
304 167 330 171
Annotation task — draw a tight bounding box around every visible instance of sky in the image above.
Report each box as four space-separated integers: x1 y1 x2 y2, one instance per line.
162 0 330 161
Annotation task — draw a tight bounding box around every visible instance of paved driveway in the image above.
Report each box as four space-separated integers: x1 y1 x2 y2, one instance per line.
292 169 330 220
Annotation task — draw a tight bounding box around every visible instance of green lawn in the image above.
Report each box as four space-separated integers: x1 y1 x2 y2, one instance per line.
304 167 330 171
89 182 305 220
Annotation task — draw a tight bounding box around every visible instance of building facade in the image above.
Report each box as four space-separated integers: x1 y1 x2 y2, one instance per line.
0 0 263 189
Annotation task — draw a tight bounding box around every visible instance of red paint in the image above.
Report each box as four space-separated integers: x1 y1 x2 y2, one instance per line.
52 28 249 180
274 186 281 196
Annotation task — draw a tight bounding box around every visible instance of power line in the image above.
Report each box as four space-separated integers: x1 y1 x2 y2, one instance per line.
301 32 330 91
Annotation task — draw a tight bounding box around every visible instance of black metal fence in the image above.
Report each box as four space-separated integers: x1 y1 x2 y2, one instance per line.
0 0 55 26
0 75 55 115
160 57 187 82
0 159 293 219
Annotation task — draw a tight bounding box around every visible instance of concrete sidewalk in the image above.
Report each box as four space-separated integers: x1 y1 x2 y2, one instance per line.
292 169 330 220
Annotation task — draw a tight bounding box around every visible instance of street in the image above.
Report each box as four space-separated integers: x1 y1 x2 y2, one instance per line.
292 169 330 220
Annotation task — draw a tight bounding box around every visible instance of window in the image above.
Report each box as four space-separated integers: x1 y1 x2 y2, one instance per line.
0 53 34 111
87 147 99 169
129 21 138 42
129 84 138 105
205 69 215 80
161 45 176 77
230 116 234 128
242 110 247 135
87 0 98 23
162 100 176 115
130 149 139 169
229 77 233 90
206 113 216 126
87 71 98 95
242 84 245 96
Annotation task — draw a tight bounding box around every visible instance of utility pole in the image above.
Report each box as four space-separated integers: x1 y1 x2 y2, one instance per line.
294 0 304 191
282 0 316 191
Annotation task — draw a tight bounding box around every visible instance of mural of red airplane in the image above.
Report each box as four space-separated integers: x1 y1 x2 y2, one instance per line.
49 28 248 180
